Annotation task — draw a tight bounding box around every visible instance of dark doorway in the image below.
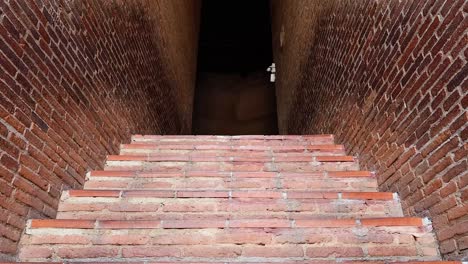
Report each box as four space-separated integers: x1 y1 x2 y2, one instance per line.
192 0 278 135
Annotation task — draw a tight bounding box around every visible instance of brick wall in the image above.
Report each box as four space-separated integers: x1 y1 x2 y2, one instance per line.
272 0 467 259
0 0 200 259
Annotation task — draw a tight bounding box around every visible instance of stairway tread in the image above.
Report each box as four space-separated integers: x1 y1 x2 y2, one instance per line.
89 170 374 178
107 154 352 162
66 189 394 199
17 134 442 262
0 260 466 264
29 217 428 229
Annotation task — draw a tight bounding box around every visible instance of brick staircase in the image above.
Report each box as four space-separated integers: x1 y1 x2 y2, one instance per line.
15 135 453 263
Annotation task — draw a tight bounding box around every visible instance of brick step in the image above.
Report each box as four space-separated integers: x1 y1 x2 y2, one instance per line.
66 189 391 199
122 146 341 151
107 156 356 162
26 217 430 229
117 149 346 158
57 211 401 221
19 217 438 261
89 170 375 178
123 142 343 149
17 134 443 262
131 134 335 142
84 175 377 191
120 149 347 157
120 147 342 155
0 260 466 264
103 159 360 173
122 143 343 151
108 154 349 162
56 190 401 220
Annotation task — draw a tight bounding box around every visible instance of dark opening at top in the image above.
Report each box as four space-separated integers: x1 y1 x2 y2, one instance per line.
197 0 273 73
193 0 278 135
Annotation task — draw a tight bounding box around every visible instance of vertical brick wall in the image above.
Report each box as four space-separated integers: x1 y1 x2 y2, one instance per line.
272 0 467 259
0 0 199 259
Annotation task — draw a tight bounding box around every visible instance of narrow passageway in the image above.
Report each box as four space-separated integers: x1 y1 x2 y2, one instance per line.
0 0 466 261
192 0 278 135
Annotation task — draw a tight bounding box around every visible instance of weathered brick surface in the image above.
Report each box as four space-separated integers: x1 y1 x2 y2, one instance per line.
0 0 200 259
13 136 442 262
272 0 467 259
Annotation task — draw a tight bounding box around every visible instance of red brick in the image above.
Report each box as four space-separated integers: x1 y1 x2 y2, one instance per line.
94 234 150 245
123 190 175 198
0 155 19 173
441 161 467 183
439 181 458 198
0 222 21 241
30 219 95 229
328 171 373 177
458 236 468 250
68 190 121 197
367 245 417 256
162 220 225 229
229 219 290 228
306 247 364 257
424 179 443 195
296 219 356 227
18 246 53 259
422 156 453 183
231 191 282 198
361 217 423 226
287 191 338 199
215 231 272 244
341 192 394 200
447 204 468 221
90 171 137 177
427 137 460 165
439 239 457 254
98 220 161 229
122 246 182 258
56 247 119 258
182 246 241 258
0 237 17 254
316 156 355 162
242 245 303 257
177 191 229 198
0 179 13 197
29 235 90 245
430 196 457 215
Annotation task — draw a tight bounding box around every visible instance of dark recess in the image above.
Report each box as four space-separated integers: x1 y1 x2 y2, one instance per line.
197 0 273 73
193 0 278 135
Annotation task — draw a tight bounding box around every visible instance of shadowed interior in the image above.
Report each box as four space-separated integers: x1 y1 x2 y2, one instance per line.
192 0 278 135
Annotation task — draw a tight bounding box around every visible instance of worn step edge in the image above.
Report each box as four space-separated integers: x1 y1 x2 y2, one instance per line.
65 190 396 200
132 134 335 140
122 143 343 149
108 154 347 162
105 156 356 163
123 144 339 149
122 144 344 150
88 170 374 179
28 217 429 229
106 155 351 162
3 262 463 264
